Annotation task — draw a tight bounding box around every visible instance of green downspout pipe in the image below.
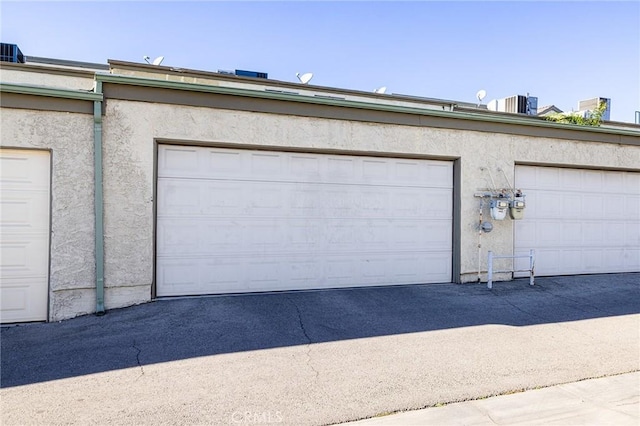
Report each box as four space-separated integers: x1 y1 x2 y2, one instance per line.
94 80 105 315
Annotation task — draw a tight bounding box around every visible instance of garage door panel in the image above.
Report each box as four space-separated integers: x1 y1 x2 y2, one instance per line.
625 196 640 219
0 285 30 313
582 195 604 218
605 195 625 218
608 223 625 243
515 222 536 246
603 249 626 270
0 234 49 276
209 150 243 174
157 252 452 297
604 171 624 187
626 223 640 245
161 147 200 175
561 195 582 219
157 180 200 213
625 249 640 269
160 179 455 219
251 152 283 176
0 149 50 323
161 146 453 188
582 170 603 190
158 217 452 257
583 250 604 271
535 221 563 245
582 222 604 244
157 146 453 296
561 168 583 189
515 166 640 277
624 172 640 192
562 222 582 245
1 190 50 230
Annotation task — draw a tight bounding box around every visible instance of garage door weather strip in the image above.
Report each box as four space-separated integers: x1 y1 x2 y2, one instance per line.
94 79 105 316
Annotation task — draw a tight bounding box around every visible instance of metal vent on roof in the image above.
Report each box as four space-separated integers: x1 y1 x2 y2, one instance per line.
1 43 25 63
578 97 611 121
488 94 538 115
235 69 268 79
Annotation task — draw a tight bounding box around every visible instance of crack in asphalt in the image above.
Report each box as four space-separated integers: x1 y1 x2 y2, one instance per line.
132 339 145 376
286 296 320 380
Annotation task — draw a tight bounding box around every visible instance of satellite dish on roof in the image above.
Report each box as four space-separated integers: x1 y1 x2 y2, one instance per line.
143 55 164 66
476 89 487 104
374 86 387 94
296 72 313 84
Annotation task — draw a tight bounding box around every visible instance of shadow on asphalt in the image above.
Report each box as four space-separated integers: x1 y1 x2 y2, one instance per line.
1 273 638 388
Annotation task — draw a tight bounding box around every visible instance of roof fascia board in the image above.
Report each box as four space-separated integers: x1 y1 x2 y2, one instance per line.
107 59 459 107
97 73 640 139
0 61 98 78
26 56 109 70
0 82 103 101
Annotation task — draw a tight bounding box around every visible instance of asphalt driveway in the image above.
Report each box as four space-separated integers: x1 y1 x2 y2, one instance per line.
2 273 639 425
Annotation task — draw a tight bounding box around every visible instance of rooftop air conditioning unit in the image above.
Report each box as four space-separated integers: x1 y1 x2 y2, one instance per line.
487 94 538 115
235 69 268 79
0 43 25 63
578 97 611 121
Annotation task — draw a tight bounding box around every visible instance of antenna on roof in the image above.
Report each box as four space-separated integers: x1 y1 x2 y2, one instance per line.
296 72 313 84
143 55 164 66
476 89 487 106
374 86 387 94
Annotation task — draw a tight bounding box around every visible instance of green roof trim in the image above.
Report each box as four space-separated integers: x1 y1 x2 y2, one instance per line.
0 82 103 102
96 73 640 138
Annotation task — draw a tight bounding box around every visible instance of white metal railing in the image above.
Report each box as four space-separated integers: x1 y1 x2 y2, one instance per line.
487 249 535 289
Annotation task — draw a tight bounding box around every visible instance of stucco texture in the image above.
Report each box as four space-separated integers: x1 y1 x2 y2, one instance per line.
0 68 95 91
103 99 640 294
0 109 96 320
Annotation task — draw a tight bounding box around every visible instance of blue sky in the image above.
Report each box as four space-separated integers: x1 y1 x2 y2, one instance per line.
1 1 639 122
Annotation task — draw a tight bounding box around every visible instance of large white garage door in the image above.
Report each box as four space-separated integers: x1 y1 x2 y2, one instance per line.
515 165 640 276
0 149 50 323
156 145 453 296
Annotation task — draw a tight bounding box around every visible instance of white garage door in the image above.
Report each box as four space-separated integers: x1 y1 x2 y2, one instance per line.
0 149 50 323
156 145 453 297
515 165 640 276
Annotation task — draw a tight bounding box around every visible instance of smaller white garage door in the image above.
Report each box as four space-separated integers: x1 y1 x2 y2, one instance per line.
515 165 640 276
156 145 453 296
0 149 50 323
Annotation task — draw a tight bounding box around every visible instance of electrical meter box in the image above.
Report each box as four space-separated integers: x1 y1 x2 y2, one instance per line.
509 199 526 220
490 199 509 220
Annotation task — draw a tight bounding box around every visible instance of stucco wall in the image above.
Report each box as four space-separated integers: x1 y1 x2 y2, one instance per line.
0 68 95 91
3 95 638 321
102 100 640 296
0 109 96 320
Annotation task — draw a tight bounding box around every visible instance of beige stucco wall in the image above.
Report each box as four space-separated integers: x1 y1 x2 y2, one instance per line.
0 109 96 320
102 100 640 298
0 68 95 91
2 88 638 321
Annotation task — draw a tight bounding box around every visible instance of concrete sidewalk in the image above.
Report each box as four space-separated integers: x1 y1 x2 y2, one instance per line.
346 372 640 425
